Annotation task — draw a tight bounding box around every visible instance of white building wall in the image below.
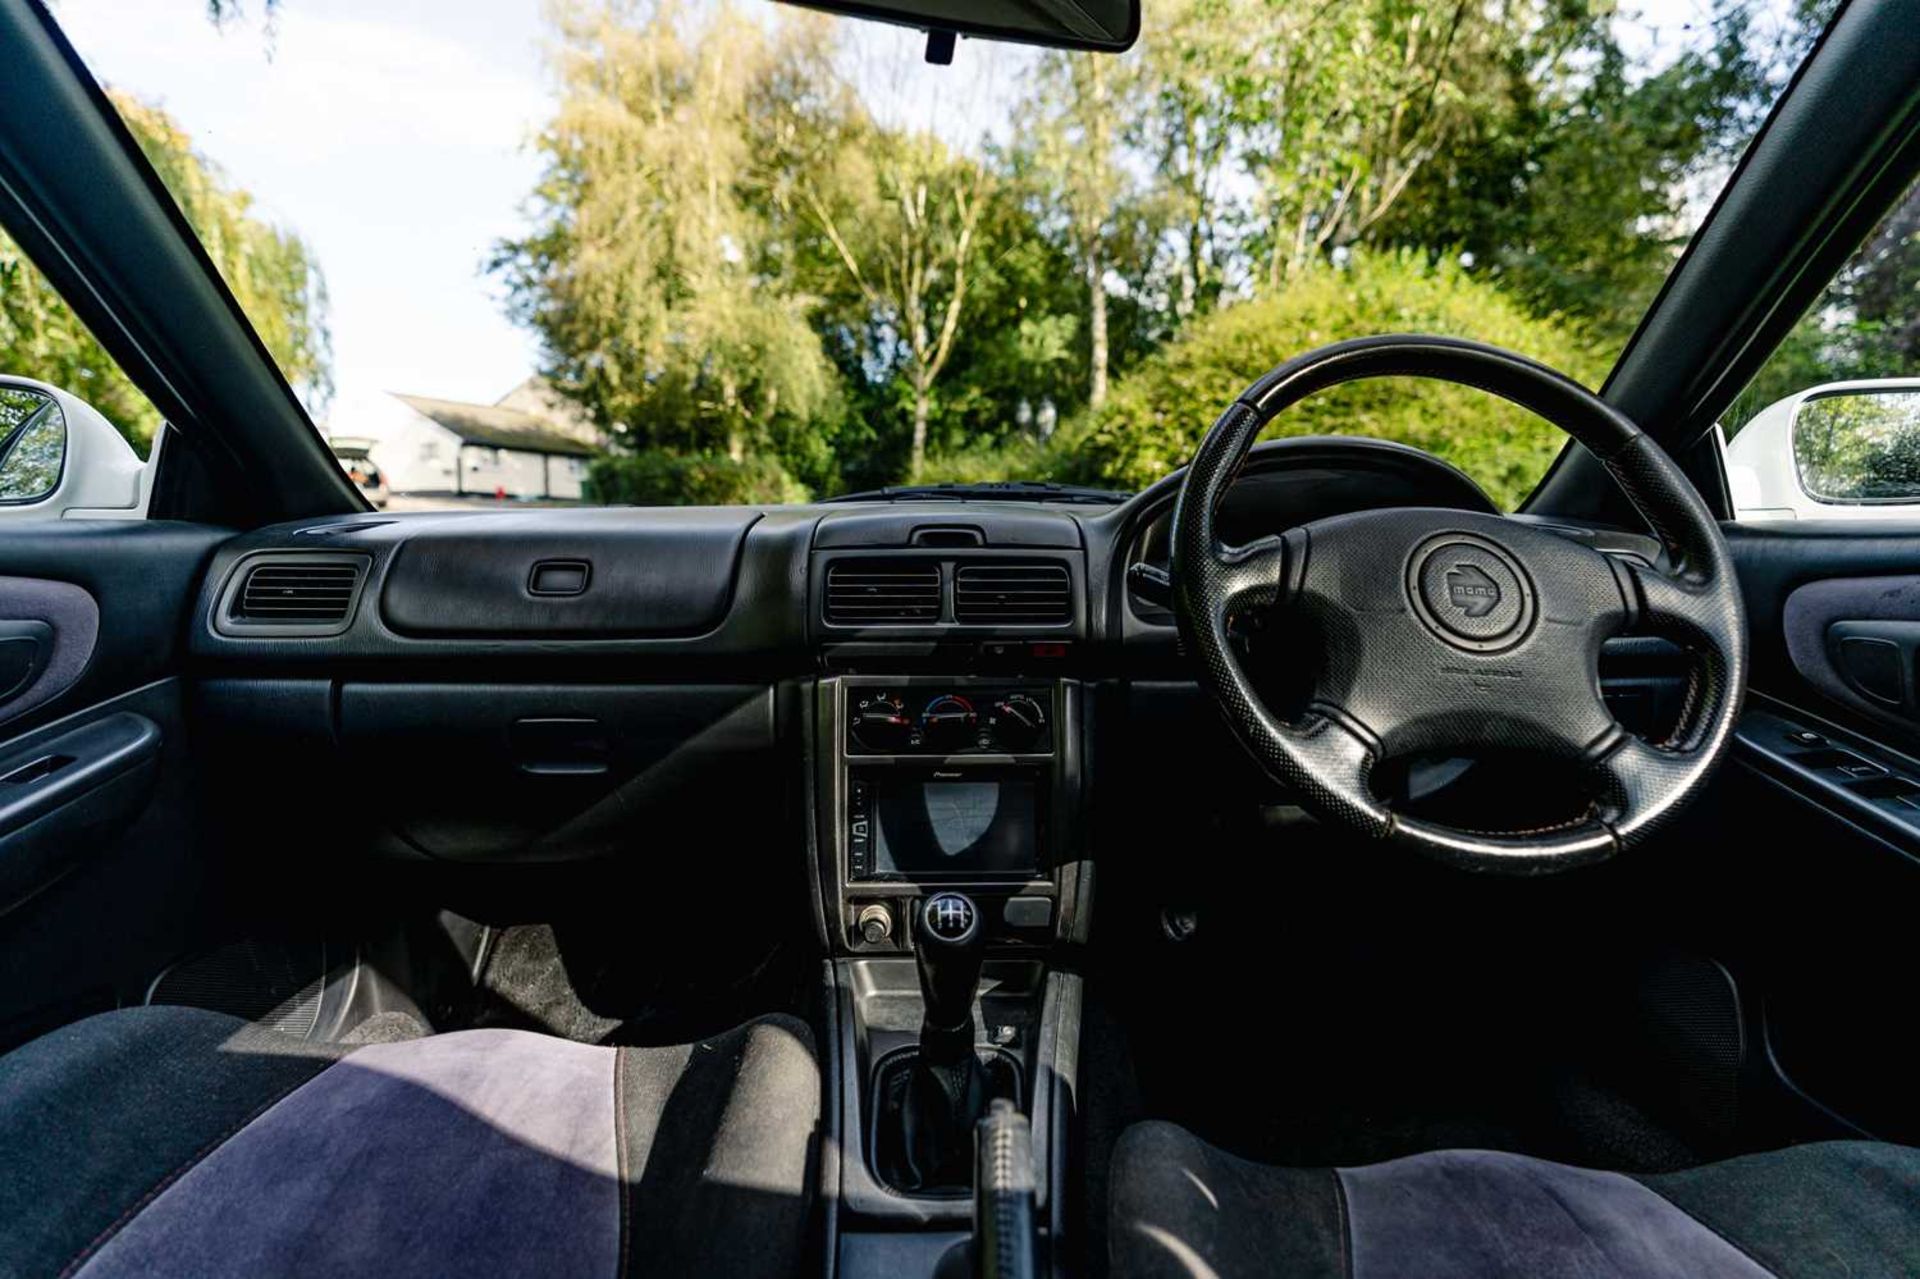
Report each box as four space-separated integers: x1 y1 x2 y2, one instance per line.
328 389 593 499
325 390 459 494
459 445 549 499
547 454 588 499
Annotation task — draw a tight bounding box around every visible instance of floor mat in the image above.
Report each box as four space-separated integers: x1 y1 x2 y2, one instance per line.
468 919 811 1046
146 939 328 1037
471 923 624 1043
1098 934 1706 1178
340 1009 434 1044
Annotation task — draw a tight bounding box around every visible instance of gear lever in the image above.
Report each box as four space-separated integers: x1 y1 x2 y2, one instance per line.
891 891 991 1192
916 891 987 1060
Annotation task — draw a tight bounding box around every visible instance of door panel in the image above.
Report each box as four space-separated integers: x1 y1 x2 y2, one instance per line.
1721 520 1920 1144
0 521 229 1046
0 710 160 913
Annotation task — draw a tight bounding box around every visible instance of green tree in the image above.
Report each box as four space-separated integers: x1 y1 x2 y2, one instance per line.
493 0 846 493
0 90 330 450
1239 0 1508 285
801 128 989 481
1054 250 1607 507
913 181 1088 455
1730 176 1920 431
1119 0 1248 319
1378 0 1775 340
1020 52 1125 407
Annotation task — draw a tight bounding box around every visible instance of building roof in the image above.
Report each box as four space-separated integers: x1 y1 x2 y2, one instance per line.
495 376 601 448
395 394 599 458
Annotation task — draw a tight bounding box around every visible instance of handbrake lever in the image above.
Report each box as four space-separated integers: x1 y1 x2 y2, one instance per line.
935 1098 1039 1279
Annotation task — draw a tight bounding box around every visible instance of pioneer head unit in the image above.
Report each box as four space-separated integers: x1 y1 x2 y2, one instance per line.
847 765 1046 882
823 677 1076 955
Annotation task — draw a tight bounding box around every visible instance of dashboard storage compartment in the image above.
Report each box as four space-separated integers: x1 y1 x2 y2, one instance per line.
334 683 776 862
377 509 758 638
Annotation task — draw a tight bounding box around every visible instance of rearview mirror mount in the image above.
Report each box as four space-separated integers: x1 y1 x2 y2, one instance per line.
776 0 1140 56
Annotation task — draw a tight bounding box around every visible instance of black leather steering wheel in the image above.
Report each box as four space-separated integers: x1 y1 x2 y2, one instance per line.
1171 335 1747 872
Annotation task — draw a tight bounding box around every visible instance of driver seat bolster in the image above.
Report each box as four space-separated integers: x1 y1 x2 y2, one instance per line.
1109 1120 1920 1278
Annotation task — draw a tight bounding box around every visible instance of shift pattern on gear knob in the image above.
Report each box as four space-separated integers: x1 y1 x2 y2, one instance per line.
924 893 976 942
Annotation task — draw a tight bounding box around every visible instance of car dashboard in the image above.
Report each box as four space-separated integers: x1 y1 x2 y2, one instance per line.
184 436 1671 905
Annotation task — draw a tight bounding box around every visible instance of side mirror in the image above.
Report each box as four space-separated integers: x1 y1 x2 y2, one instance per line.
0 376 149 520
0 387 66 503
1724 379 1920 521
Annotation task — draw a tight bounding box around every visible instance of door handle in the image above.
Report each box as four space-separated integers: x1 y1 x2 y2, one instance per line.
1826 620 1920 713
0 620 52 704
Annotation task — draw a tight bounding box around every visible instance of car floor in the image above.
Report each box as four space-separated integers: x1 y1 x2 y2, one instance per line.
142 905 817 1055
144 816 1779 1278
461 919 813 1047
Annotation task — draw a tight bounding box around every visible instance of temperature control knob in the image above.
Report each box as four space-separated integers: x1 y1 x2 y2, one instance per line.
988 693 1048 752
850 691 912 752
919 694 978 751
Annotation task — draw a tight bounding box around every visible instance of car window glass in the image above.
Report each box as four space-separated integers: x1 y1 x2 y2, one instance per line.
1724 173 1920 519
1 240 163 462
1728 176 1920 434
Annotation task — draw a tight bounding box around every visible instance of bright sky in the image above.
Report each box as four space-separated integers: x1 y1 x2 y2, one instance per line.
46 0 1039 426
45 0 1770 427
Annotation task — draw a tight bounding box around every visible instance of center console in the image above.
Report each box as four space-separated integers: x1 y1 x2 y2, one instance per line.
824 677 1086 956
813 674 1088 1276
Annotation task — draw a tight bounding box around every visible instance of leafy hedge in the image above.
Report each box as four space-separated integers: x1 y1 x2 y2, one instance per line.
1052 251 1610 509
587 451 810 506
916 437 1054 487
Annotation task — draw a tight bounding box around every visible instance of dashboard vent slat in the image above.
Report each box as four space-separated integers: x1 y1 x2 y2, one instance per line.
954 562 1072 625
825 560 941 625
228 558 368 629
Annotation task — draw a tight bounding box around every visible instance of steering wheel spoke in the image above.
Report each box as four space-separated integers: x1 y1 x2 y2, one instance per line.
1618 556 1746 753
1624 558 1735 648
1590 734 1711 844
1264 708 1390 839
1209 533 1290 622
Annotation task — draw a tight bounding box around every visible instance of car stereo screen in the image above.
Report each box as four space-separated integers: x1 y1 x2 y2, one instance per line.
872 777 1039 878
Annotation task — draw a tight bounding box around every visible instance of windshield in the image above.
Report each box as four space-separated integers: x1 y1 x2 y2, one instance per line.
29 0 1831 510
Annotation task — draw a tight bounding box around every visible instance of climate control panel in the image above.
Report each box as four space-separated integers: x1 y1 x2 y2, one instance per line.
847 685 1053 755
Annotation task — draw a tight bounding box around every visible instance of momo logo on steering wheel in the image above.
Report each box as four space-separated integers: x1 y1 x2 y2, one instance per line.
1444 563 1501 618
1407 535 1535 652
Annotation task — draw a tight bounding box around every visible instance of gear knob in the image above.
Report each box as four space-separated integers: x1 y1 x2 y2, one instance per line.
914 892 986 1056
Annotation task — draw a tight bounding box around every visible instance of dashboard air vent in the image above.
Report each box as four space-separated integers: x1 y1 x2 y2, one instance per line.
227 557 367 629
954 562 1072 625
825 559 942 624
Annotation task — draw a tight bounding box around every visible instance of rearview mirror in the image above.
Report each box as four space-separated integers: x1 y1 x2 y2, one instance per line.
777 0 1139 55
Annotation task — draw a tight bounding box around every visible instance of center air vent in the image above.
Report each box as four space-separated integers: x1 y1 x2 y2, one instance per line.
825 559 941 625
954 562 1072 625
219 554 369 635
